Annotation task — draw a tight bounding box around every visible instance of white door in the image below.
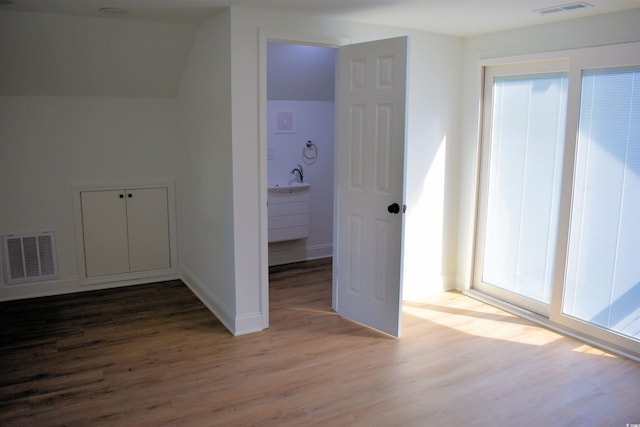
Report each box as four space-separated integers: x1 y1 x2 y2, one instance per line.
334 36 408 337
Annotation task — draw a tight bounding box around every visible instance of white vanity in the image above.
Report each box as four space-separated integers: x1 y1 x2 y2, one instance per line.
267 182 310 242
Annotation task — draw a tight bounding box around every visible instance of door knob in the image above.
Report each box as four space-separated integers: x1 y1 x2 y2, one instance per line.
387 202 400 214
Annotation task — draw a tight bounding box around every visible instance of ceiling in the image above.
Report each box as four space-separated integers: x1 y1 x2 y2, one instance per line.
1 0 639 37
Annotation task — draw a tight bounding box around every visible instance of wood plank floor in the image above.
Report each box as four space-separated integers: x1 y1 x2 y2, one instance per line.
1 258 639 426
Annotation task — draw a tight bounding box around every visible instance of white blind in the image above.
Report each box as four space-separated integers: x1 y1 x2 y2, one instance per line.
564 67 640 339
482 73 568 304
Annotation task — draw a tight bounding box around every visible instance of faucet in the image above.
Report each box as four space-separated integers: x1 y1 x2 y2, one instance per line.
291 164 304 183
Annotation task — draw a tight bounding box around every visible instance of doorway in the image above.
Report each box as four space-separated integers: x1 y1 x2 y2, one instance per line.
259 35 408 337
264 41 337 319
266 42 337 267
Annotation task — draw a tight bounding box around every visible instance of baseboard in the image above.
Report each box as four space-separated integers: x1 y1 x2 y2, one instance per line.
0 273 180 302
179 266 236 335
442 273 457 290
234 311 264 336
268 243 332 266
1 265 263 337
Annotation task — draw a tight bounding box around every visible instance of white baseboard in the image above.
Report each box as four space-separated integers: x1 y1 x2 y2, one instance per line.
1 265 264 338
442 273 457 290
234 311 264 336
268 243 332 266
0 273 180 302
181 267 265 336
180 266 236 335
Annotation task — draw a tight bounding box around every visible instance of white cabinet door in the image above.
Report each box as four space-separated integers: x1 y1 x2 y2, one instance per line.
80 187 171 278
81 190 130 277
126 188 171 272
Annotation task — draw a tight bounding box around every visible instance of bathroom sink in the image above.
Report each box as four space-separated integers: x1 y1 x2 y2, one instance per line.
268 181 311 193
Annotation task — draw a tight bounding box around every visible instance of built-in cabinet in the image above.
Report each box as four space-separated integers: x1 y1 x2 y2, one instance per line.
80 187 171 278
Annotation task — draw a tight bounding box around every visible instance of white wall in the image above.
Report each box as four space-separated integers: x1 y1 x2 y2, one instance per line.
0 96 179 297
228 6 463 332
267 43 336 102
456 9 640 290
401 26 463 300
0 12 192 299
267 100 335 265
176 10 238 333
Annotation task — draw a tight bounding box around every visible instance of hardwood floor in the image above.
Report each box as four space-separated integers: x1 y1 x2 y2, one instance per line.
1 258 638 426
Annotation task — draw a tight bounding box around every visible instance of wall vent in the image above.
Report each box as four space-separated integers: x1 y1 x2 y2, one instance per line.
534 2 593 16
2 231 58 285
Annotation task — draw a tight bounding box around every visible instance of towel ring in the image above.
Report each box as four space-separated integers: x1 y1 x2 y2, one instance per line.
303 140 318 160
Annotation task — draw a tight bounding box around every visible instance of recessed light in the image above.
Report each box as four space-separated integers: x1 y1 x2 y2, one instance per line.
533 2 593 16
98 7 127 15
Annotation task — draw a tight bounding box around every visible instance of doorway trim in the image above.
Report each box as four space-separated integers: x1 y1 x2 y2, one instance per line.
258 30 349 329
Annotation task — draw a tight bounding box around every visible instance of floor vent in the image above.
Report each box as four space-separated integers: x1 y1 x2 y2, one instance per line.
2 231 58 285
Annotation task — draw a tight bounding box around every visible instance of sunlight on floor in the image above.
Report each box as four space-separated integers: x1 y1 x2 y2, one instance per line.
570 343 616 358
402 295 563 346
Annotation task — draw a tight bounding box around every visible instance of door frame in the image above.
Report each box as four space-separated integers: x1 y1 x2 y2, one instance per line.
258 31 350 328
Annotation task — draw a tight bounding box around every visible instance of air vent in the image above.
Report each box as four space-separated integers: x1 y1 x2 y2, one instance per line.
98 7 127 15
2 231 58 285
534 2 593 16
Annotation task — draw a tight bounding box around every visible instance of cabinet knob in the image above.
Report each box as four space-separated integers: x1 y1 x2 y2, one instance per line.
128 193 132 198
119 194 124 198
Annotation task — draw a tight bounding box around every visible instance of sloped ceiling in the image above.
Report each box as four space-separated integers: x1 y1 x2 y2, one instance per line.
0 12 197 97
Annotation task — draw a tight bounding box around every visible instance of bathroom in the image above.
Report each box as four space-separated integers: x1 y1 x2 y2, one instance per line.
266 42 336 266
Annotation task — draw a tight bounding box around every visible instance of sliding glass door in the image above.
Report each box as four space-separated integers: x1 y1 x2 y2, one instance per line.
475 62 568 316
562 66 640 341
474 44 640 356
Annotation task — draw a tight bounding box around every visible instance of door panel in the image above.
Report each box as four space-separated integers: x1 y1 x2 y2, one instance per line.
335 36 407 337
373 218 392 302
349 105 365 189
347 214 364 296
375 104 393 193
